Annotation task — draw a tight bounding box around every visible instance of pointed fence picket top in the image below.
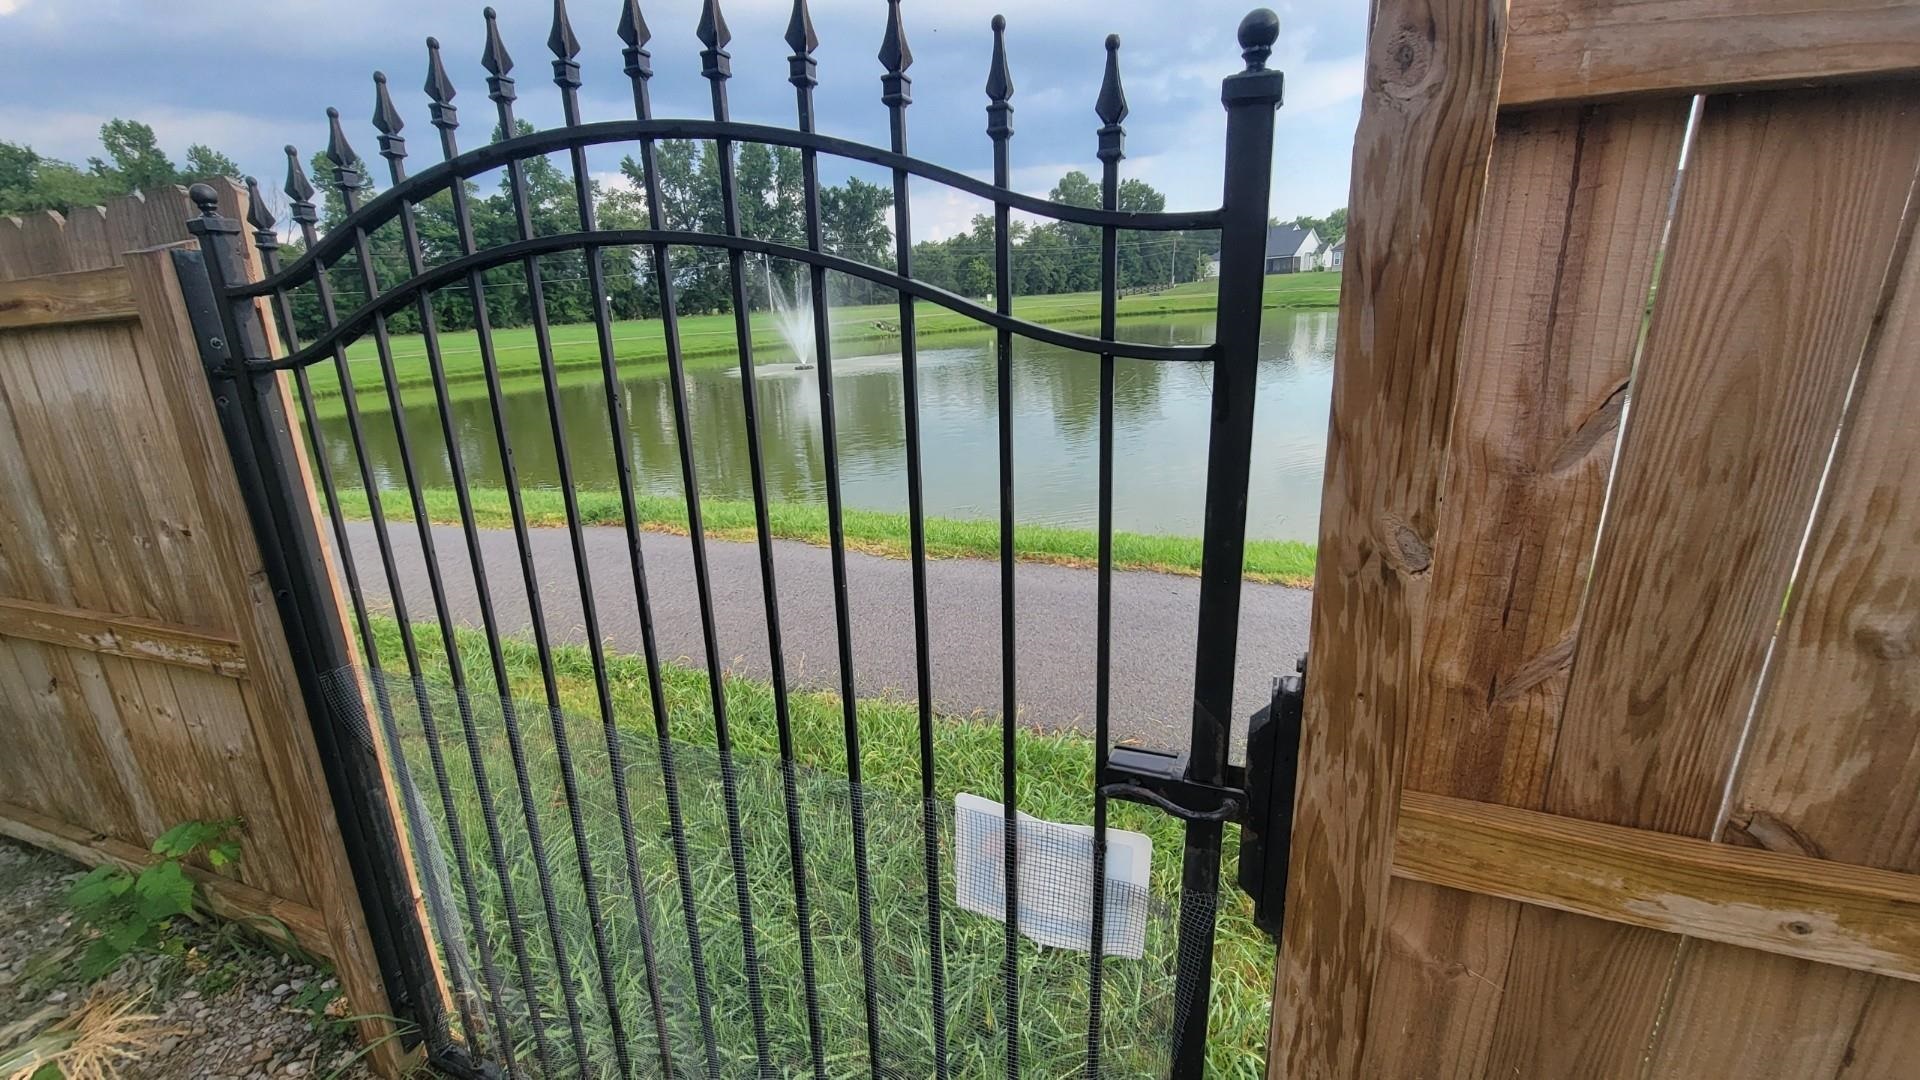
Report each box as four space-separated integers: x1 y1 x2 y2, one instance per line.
176 6 1286 1079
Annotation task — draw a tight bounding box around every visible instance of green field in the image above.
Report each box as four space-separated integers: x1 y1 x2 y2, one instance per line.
372 616 1274 1080
308 272 1343 400
333 488 1318 588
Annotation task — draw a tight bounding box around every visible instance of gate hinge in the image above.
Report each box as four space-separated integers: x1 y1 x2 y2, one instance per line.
1236 656 1306 940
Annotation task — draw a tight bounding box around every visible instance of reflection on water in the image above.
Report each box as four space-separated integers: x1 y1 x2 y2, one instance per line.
322 309 1334 542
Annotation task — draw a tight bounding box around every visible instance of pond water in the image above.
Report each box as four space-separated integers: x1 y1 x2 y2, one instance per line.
322 308 1335 542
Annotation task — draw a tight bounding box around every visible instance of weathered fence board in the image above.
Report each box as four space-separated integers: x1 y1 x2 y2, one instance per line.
0 184 405 1076
1278 2 1920 1075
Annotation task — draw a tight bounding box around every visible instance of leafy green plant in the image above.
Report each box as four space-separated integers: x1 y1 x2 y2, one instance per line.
63 820 241 981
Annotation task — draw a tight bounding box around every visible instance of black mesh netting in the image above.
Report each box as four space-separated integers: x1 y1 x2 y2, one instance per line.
330 665 1202 1079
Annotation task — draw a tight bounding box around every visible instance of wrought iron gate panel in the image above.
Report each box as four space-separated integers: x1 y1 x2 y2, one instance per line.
181 1 1286 1076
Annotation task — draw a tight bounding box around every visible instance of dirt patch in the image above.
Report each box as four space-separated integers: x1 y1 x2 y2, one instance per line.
0 840 382 1080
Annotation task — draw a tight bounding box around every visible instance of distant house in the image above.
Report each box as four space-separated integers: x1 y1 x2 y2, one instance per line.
1327 237 1344 271
1264 224 1321 274
1205 252 1221 278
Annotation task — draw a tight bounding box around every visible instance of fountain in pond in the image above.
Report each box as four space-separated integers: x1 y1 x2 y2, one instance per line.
769 278 817 370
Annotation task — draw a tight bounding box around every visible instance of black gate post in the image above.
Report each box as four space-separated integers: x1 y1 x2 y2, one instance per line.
1172 11 1283 1077
176 184 440 1053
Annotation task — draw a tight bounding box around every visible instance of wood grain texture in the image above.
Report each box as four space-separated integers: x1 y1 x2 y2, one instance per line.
122 246 408 1075
1483 83 1920 1078
0 597 248 676
0 266 137 329
1394 791 1920 981
1270 0 1508 1074
1503 0 1920 107
1644 95 1920 1077
1361 98 1689 1079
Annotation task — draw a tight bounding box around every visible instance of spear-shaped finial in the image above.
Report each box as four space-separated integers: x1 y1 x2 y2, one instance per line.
878 0 911 77
1096 34 1127 162
481 7 513 75
617 0 651 51
697 0 731 80
482 7 518 104
372 72 407 162
324 107 363 190
244 176 278 247
1237 8 1280 71
618 0 654 89
550 0 583 94
283 146 317 228
786 0 817 87
425 37 459 130
785 0 817 58
985 15 1013 139
549 0 581 60
1096 35 1128 128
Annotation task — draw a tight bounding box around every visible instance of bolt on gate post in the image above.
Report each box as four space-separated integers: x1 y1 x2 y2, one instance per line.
176 188 439 1058
1173 11 1284 1077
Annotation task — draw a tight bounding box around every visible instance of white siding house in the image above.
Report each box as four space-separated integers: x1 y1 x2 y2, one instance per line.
1328 237 1344 270
1263 224 1321 274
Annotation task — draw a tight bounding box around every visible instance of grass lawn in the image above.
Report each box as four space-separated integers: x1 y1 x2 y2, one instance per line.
369 617 1274 1079
306 272 1343 401
331 488 1318 588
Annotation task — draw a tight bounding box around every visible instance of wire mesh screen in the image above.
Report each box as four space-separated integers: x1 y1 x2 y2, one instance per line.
338 662 1186 1078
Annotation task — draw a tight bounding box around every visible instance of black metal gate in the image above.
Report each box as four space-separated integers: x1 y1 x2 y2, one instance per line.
179 2 1288 1076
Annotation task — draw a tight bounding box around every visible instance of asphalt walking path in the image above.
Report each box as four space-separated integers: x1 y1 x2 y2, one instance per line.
345 521 1311 756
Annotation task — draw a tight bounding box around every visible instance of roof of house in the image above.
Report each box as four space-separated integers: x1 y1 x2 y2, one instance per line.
1265 224 1318 259
1330 237 1345 251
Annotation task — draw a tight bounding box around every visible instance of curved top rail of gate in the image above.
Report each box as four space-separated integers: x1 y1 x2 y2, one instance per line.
198 0 1285 371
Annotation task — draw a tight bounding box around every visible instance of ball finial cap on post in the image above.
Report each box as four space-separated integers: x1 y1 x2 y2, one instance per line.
189 183 221 217
1238 8 1280 70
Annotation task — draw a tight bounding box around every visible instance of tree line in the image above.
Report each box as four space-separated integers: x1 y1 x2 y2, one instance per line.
1 120 241 215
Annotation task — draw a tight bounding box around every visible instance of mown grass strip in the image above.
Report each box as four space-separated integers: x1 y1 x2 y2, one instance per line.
330 487 1317 588
368 615 1275 1079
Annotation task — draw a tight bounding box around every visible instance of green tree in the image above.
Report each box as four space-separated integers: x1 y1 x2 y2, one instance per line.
181 144 242 183
92 119 179 192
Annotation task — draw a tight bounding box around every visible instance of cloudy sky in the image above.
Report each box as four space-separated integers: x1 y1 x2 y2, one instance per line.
0 0 1363 239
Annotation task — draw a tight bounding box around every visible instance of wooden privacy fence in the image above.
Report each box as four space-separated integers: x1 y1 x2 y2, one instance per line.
0 181 407 1075
1278 0 1920 1077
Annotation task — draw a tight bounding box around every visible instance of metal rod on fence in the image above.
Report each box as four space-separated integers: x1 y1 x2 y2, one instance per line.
786 1 860 1076
1171 12 1283 1079
697 1 782 1070
180 188 439 1058
984 16 1022 1080
251 165 522 1075
544 5 681 1073
278 136 481 1060
1088 33 1128 1080
617 3 727 1071
477 9 641 1076
878 2 951 1072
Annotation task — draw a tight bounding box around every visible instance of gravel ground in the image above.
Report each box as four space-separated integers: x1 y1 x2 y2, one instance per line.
0 840 382 1080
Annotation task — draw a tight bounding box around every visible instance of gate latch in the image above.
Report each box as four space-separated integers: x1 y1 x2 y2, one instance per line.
1099 656 1305 942
1236 656 1306 939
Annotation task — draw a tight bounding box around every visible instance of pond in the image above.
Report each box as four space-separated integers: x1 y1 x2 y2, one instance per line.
321 308 1335 543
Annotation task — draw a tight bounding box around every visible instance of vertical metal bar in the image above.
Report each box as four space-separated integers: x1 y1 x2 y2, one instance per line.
695 3 777 1071
877 7 949 1072
1170 14 1283 1079
413 40 581 1077
1088 34 1128 1080
475 13 636 1075
983 16 1021 1080
544 8 679 1074
617 8 726 1073
245 166 522 1076
178 198 438 1055
290 128 478 1058
784 4 852 1076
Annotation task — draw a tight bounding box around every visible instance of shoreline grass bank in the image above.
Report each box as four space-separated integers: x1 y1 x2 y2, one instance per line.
332 487 1318 587
307 272 1342 402
369 615 1274 1078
